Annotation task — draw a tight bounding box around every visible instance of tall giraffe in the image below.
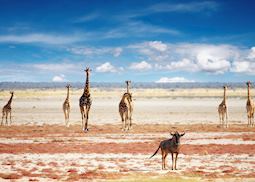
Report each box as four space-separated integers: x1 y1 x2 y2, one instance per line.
63 84 71 127
246 81 254 127
1 91 14 126
218 86 228 128
125 80 133 128
79 67 92 132
119 93 132 131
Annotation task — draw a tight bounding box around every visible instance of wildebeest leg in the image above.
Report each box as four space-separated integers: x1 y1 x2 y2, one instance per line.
161 150 165 170
174 153 178 170
171 153 174 170
164 153 168 169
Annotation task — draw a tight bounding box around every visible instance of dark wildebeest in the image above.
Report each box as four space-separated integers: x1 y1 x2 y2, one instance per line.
150 131 185 170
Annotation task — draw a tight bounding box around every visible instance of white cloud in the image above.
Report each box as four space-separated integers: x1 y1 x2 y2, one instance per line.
96 62 117 73
69 47 123 57
156 77 195 83
113 47 123 57
148 41 167 52
75 12 100 22
156 58 199 72
148 1 219 13
129 61 152 71
247 47 255 60
33 63 78 72
52 74 65 82
231 61 255 75
0 33 81 44
196 50 231 74
130 41 170 62
131 42 240 74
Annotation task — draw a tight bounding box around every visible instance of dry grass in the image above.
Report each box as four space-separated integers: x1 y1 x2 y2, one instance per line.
0 88 253 98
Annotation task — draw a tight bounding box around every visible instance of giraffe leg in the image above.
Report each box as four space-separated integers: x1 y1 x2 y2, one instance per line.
64 110 68 126
129 108 133 129
1 112 4 126
219 113 222 127
67 109 70 127
85 111 89 132
120 113 125 131
9 111 12 125
5 113 8 126
127 110 130 131
222 113 225 128
226 109 229 128
85 106 90 132
80 108 84 131
125 112 129 131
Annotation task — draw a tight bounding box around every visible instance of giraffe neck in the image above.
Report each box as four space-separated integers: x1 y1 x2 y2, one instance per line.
223 88 226 104
126 83 130 93
7 94 13 106
66 87 70 101
84 72 90 95
248 85 251 100
121 93 128 103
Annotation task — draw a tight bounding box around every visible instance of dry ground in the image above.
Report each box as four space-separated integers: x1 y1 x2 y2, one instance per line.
0 124 255 181
0 88 255 181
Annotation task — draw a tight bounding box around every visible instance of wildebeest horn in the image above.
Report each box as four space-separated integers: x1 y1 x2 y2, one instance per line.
170 131 175 136
180 132 185 136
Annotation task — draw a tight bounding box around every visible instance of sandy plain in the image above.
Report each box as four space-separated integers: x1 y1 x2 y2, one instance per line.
0 88 254 181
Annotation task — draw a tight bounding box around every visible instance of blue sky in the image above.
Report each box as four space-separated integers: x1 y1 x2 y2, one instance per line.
0 0 255 82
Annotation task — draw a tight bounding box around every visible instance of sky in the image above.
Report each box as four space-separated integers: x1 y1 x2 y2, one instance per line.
0 0 255 83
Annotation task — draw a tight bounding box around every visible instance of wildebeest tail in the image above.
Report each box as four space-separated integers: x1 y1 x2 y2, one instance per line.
150 146 160 159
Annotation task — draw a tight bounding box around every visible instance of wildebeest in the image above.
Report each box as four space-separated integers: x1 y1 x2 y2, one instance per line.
150 131 185 170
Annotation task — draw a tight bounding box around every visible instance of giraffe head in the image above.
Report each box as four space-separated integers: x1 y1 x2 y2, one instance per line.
10 91 14 95
247 81 251 87
125 80 131 85
66 84 71 88
223 85 227 90
85 67 92 75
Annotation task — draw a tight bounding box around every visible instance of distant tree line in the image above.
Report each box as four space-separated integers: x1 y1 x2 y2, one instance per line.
0 82 249 90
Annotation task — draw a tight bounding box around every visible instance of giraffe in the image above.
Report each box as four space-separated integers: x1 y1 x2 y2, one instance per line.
218 86 228 128
119 93 132 131
63 84 71 127
125 80 133 128
246 81 254 127
79 67 92 132
1 91 14 126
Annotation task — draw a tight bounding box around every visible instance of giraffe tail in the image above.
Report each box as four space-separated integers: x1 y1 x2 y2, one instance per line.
150 146 160 159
